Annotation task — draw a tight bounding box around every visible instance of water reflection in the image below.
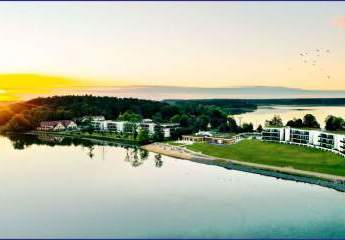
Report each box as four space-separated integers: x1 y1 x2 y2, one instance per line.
155 154 163 168
1 135 345 238
6 134 160 168
87 145 95 159
124 147 145 167
7 134 95 149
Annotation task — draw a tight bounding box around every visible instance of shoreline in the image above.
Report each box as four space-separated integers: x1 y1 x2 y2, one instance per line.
142 143 345 192
24 131 142 147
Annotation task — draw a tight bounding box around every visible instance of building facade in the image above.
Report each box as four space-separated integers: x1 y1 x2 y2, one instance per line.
181 135 236 144
37 120 77 131
80 116 105 122
262 126 345 156
91 120 130 133
90 118 180 138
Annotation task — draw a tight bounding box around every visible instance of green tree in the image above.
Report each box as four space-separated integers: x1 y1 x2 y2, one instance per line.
124 122 137 133
209 108 227 128
170 114 181 123
256 124 263 132
242 122 254 132
195 115 210 131
3 114 33 132
152 127 164 142
118 111 142 122
325 115 345 131
303 114 320 128
132 125 138 140
86 125 94 135
228 117 239 132
265 115 283 127
152 112 163 123
218 122 230 132
286 118 303 128
138 129 150 143
160 105 180 120
179 114 191 128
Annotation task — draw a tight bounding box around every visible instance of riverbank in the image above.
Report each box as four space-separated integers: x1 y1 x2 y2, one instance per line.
142 143 345 192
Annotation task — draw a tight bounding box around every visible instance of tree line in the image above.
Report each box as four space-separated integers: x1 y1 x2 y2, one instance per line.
0 95 254 136
264 114 345 132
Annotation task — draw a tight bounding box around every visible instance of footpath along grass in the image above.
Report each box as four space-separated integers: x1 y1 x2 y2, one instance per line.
187 140 345 177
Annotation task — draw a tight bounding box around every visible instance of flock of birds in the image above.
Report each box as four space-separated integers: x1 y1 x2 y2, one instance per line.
288 48 332 80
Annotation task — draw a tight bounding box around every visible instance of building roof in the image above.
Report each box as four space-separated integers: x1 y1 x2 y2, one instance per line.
81 116 105 121
195 131 213 137
160 123 180 127
142 119 153 123
40 120 76 128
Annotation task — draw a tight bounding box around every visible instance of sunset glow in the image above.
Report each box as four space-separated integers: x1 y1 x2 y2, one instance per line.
0 2 344 101
0 74 84 101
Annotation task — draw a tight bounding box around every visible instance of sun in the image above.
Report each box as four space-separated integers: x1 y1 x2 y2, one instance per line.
0 89 15 102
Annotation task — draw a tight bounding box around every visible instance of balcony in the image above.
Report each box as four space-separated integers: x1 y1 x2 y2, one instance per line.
291 131 309 136
262 136 280 141
319 134 334 140
290 137 308 144
262 133 280 137
319 142 334 149
318 139 334 145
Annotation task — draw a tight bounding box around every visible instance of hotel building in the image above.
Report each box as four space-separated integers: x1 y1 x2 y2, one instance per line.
262 126 345 156
91 118 179 138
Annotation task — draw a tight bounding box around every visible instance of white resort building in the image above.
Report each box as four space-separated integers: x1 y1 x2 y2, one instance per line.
262 126 345 156
90 118 180 138
80 116 105 122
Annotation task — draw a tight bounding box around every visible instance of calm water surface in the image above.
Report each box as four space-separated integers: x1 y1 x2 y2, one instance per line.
1 135 345 238
235 105 345 128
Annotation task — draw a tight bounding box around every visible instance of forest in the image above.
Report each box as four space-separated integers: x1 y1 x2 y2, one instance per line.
0 95 252 134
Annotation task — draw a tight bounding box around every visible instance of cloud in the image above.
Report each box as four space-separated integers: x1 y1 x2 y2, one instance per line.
332 16 345 29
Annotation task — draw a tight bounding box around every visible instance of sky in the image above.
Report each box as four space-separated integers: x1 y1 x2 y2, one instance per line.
0 1 345 101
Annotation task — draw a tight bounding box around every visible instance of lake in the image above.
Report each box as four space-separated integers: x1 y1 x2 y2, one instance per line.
234 105 345 129
1 134 345 238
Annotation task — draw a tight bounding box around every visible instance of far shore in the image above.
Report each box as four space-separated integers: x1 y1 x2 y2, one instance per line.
142 143 345 192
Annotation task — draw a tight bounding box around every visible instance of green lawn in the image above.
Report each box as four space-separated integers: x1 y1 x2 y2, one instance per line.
165 141 185 146
187 140 345 177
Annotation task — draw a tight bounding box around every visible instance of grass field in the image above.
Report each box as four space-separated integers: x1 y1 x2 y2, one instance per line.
187 140 345 176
